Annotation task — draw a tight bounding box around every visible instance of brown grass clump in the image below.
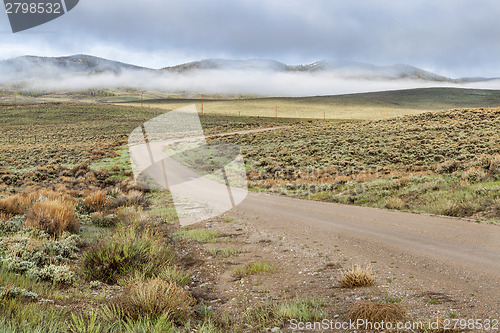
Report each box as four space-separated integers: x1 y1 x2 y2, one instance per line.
109 190 145 209
25 199 79 237
125 190 144 206
346 301 407 326
29 188 66 202
83 190 107 212
339 264 375 288
385 197 406 210
118 278 194 323
0 193 31 216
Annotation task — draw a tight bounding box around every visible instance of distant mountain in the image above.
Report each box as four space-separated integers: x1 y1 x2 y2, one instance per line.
163 59 455 82
0 54 497 85
287 60 454 81
0 54 149 81
163 59 289 72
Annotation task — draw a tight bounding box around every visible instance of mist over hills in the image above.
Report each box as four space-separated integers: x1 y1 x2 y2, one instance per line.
0 54 498 96
164 59 455 82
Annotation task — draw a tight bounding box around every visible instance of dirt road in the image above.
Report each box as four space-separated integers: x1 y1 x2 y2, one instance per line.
228 191 500 317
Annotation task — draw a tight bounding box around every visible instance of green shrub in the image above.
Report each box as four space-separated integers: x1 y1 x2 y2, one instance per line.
27 264 75 285
233 261 274 279
82 226 175 284
243 297 327 329
1 234 79 283
158 266 192 287
0 286 38 300
90 212 117 227
0 219 21 236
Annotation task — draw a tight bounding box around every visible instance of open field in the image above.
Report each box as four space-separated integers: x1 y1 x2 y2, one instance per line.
0 103 291 171
120 87 500 120
0 97 499 331
212 107 500 222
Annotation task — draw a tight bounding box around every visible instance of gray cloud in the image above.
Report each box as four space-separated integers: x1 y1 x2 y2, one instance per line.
1 0 500 78
12 68 500 97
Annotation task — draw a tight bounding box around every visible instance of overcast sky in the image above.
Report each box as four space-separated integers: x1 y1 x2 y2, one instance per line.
1 0 499 77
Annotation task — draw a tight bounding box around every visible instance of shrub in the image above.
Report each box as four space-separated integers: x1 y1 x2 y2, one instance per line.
233 261 274 279
346 301 406 325
90 212 117 227
441 200 480 217
28 264 75 285
109 190 145 208
158 266 192 287
0 219 21 236
82 226 175 284
0 194 30 216
114 206 147 225
461 166 488 183
339 264 375 288
124 190 144 206
385 197 406 210
116 278 194 322
1 234 79 284
25 199 79 237
83 191 107 213
0 286 38 300
243 297 327 328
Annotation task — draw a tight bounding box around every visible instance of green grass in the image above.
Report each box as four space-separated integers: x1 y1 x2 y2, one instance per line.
81 225 176 284
233 261 274 278
89 146 131 173
242 297 328 329
427 298 440 305
158 266 192 287
173 229 220 243
207 247 243 258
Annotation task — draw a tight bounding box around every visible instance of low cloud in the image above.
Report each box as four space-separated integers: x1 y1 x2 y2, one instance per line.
9 69 500 97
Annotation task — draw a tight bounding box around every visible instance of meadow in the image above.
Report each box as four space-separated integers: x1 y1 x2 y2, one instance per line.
121 87 500 120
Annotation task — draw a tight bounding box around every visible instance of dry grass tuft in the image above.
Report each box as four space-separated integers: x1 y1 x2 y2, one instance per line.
25 198 79 237
346 301 407 325
339 264 375 288
124 190 144 206
0 193 31 216
117 278 194 323
84 190 108 212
